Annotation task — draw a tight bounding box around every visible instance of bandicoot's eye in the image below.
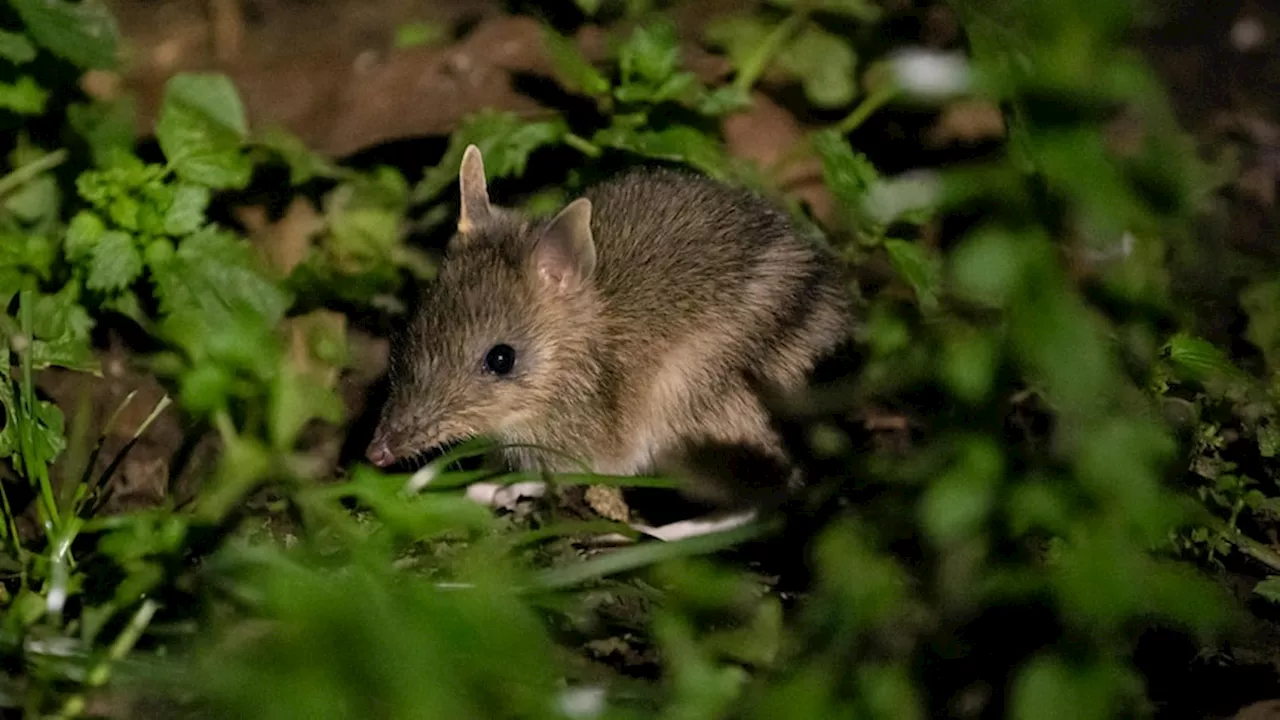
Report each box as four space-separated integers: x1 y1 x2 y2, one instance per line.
483 344 517 376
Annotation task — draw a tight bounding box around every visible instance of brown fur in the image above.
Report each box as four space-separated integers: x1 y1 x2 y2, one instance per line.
368 146 852 480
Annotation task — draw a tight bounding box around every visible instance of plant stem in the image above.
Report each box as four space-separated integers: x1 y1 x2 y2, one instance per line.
732 8 810 95
833 83 899 135
0 149 67 199
564 132 603 158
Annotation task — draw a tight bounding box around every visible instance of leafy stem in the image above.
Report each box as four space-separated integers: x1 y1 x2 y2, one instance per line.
17 292 61 534
0 148 67 199
731 7 811 95
564 132 603 158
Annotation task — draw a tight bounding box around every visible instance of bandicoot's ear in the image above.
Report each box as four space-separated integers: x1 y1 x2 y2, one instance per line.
457 144 491 235
531 197 595 292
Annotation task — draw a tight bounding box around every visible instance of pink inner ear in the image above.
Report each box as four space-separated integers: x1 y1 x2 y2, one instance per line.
535 248 572 289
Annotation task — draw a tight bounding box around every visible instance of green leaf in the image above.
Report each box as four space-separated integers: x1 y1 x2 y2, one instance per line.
1011 655 1133 720
151 226 290 334
618 21 681 87
412 110 567 203
27 284 96 372
1255 576 1280 604
269 366 344 451
592 124 729 179
1240 278 1280 371
164 184 211 236
1164 333 1246 385
574 0 604 14
322 166 408 269
0 29 37 64
68 97 138 168
0 76 49 115
778 25 857 109
543 27 610 97
252 126 343 185
811 129 881 231
392 21 445 50
884 239 941 312
703 16 770 73
86 231 143 292
155 73 253 189
919 436 1002 543
10 0 120 70
65 210 106 263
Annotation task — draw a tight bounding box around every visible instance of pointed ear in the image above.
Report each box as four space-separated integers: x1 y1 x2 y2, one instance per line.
531 198 596 291
457 144 491 235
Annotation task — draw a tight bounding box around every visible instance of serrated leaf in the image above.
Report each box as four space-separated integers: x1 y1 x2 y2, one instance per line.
618 21 680 87
885 238 941 312
0 76 49 115
87 231 143 291
324 166 408 268
1255 576 1280 604
0 30 36 64
27 284 96 372
269 365 344 451
164 184 211 235
778 25 857 108
151 227 290 336
413 110 567 203
592 124 729 179
10 0 119 70
65 211 106 263
543 27 610 97
811 129 881 230
155 73 252 189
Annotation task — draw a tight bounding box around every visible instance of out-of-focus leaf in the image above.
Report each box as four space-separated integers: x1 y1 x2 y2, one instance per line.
68 97 138 168
884 238 941 312
0 30 37 64
1164 333 1247 385
412 111 567 203
543 27 610 97
393 21 445 50
0 76 48 115
164 184 211 236
252 126 343 185
618 21 681 87
86 231 142 292
155 73 253 189
1255 576 1280 604
593 124 729 179
1241 278 1280 372
767 0 881 21
10 0 120 70
778 25 857 108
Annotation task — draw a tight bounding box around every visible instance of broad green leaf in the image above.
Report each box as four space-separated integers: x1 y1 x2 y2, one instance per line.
10 0 120 70
543 27 610 97
778 25 857 108
413 110 567 203
164 184 211 236
1255 576 1280 604
86 231 142 291
1164 333 1246 384
155 73 253 189
592 124 729 179
0 233 54 283
323 166 409 268
703 16 770 73
0 76 49 115
919 436 1002 543
884 238 941 312
1011 655 1131 720
151 226 290 334
0 29 37 64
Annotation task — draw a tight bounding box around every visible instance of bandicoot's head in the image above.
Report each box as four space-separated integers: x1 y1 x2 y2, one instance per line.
366 145 599 467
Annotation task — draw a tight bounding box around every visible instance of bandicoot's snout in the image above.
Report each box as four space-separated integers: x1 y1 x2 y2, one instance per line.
365 437 395 467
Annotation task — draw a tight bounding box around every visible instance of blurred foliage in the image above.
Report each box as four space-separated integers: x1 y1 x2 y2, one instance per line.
2 0 1279 718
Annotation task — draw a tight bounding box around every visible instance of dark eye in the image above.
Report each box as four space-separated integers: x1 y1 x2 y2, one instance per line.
483 344 517 375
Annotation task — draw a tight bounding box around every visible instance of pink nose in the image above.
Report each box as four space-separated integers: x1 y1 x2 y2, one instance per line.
366 440 395 467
